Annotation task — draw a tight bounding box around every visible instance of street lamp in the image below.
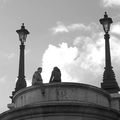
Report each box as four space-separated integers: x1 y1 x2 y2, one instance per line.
100 12 113 34
16 23 29 44
15 23 30 92
99 12 119 93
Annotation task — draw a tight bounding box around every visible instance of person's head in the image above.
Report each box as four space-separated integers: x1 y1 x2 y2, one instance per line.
53 66 59 71
37 67 42 73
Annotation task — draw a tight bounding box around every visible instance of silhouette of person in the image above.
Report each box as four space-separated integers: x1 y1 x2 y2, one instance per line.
32 67 45 95
49 67 61 83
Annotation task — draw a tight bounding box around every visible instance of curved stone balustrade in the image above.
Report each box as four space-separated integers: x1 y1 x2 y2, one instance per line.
13 82 110 108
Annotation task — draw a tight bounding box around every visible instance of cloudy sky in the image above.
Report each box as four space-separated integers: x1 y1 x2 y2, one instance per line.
0 0 120 113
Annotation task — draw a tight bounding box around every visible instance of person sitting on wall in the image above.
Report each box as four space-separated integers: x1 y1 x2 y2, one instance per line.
49 67 61 83
32 67 45 95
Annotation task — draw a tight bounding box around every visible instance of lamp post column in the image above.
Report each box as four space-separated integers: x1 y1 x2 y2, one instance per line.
99 12 119 93
105 33 111 69
15 42 26 92
15 23 29 93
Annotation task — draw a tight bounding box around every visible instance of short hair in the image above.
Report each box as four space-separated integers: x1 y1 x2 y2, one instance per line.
37 67 42 71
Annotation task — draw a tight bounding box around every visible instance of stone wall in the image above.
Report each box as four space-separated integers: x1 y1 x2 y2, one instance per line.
13 83 110 108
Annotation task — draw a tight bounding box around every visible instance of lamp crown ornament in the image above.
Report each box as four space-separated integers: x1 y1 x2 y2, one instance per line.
21 23 25 29
104 12 108 18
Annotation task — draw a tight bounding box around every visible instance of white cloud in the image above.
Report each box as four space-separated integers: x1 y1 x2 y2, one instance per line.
102 0 120 7
42 43 78 82
109 36 120 62
26 79 31 86
52 22 69 34
41 40 104 85
43 22 120 86
42 43 78 83
73 34 105 72
51 22 93 34
68 23 91 31
111 23 120 35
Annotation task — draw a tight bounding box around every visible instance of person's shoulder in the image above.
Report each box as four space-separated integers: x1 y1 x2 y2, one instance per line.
34 71 38 74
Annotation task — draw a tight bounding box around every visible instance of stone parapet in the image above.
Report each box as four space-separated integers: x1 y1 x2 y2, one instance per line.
111 93 120 111
13 82 110 108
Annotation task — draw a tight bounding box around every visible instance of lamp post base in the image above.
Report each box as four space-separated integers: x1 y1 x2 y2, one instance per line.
101 81 119 93
101 66 119 93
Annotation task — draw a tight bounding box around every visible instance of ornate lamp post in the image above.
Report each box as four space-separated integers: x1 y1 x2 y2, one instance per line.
99 12 119 93
15 23 30 92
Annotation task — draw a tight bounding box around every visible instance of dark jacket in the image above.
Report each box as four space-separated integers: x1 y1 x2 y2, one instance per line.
32 71 42 85
49 68 61 83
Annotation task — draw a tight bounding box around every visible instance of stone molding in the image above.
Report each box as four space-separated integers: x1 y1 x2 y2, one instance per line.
0 102 119 120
